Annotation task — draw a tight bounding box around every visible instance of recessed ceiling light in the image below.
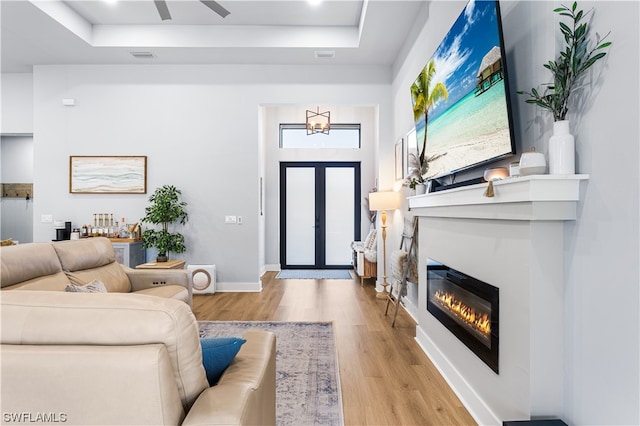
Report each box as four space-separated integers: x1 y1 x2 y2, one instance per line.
308 0 322 6
104 0 118 4
130 51 156 59
315 51 335 59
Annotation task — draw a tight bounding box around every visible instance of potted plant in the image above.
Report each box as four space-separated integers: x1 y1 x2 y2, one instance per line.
406 153 428 192
141 185 188 262
406 151 446 194
517 1 611 174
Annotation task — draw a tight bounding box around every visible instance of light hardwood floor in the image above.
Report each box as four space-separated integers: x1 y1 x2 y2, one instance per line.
192 271 476 426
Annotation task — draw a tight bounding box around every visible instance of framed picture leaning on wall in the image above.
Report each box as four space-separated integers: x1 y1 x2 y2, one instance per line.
406 127 417 177
395 138 404 181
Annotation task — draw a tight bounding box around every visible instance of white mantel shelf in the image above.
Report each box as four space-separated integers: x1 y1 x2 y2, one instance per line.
409 174 589 221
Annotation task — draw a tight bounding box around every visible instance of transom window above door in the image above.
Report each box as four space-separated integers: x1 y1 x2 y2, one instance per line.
279 124 361 149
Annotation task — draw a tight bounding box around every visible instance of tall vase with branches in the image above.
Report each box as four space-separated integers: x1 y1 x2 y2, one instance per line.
517 2 611 174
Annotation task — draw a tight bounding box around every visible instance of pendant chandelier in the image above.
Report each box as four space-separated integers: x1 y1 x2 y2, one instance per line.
306 106 330 135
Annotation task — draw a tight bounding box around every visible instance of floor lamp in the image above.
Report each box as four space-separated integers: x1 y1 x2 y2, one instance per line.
368 191 401 299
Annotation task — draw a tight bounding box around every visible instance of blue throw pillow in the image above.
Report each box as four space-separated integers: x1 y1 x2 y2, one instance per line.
200 337 247 386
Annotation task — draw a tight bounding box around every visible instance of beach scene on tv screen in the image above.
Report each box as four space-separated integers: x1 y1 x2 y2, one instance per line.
412 0 513 178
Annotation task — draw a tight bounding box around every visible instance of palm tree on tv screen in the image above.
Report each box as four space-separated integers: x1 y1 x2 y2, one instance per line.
411 59 449 167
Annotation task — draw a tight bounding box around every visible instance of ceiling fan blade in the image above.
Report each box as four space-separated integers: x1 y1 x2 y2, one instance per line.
200 0 230 18
154 0 172 21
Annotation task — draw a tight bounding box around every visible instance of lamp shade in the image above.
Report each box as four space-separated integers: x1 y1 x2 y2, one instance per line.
369 191 401 211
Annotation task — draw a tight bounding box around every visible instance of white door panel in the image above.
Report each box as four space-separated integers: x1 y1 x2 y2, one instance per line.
325 168 354 265
285 167 315 265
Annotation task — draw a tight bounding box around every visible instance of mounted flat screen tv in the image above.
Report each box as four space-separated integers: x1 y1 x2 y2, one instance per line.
410 0 516 181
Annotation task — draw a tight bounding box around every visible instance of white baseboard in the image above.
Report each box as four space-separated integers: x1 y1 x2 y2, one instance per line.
414 326 500 426
264 264 280 272
399 297 418 323
215 281 262 292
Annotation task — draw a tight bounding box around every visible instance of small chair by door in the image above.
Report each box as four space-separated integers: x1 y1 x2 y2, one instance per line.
351 229 377 285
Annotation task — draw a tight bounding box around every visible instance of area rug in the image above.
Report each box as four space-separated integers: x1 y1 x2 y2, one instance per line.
275 269 352 280
199 321 343 426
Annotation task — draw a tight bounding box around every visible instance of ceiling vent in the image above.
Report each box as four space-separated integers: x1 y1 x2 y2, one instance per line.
315 50 335 59
130 51 156 59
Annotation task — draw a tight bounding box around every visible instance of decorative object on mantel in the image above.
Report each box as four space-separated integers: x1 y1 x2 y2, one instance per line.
141 185 188 262
549 120 575 174
519 148 547 176
405 152 442 194
509 161 520 177
368 191 401 299
306 106 330 135
483 167 509 182
484 181 495 198
517 1 612 175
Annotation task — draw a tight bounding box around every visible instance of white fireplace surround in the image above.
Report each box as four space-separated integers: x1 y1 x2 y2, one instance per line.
409 175 588 425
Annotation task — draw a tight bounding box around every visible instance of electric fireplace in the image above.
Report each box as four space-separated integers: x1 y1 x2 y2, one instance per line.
427 259 499 373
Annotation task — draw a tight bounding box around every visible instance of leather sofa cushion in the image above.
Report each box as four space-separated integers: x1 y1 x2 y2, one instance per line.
135 285 190 304
1 291 209 411
183 329 277 425
2 344 185 426
65 262 132 293
53 237 115 272
0 243 63 288
6 272 71 291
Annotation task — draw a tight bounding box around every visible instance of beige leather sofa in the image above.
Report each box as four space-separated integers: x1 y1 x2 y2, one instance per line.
1 291 277 425
1 237 192 305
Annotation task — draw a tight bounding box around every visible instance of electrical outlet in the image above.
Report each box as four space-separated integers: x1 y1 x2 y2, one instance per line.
225 215 237 224
41 214 53 223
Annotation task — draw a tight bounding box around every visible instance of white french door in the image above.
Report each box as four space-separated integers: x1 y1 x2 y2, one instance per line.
280 162 361 269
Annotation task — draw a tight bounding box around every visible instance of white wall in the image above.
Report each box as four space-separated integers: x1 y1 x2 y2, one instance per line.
391 1 639 424
1 135 34 243
561 2 639 424
1 73 33 134
30 64 392 290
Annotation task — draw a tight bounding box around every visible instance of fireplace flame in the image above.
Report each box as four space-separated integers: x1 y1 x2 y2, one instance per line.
434 289 491 336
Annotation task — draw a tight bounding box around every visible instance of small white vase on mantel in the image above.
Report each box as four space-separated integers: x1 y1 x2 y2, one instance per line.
548 120 575 175
415 183 427 195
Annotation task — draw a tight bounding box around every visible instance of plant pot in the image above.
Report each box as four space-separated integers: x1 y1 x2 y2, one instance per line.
415 183 427 195
156 254 168 263
549 120 575 175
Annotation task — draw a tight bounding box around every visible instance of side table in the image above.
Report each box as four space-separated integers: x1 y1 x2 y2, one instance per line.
135 260 185 269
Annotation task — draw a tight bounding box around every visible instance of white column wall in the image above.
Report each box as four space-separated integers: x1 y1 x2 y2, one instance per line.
392 1 639 424
1 73 33 134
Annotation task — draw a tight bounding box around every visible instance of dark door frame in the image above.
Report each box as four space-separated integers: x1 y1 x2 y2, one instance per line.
279 161 361 269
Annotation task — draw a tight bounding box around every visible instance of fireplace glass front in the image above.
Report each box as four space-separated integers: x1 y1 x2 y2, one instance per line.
426 259 499 373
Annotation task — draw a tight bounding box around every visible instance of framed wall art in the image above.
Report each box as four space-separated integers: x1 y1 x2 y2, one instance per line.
395 138 404 180
69 156 147 194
